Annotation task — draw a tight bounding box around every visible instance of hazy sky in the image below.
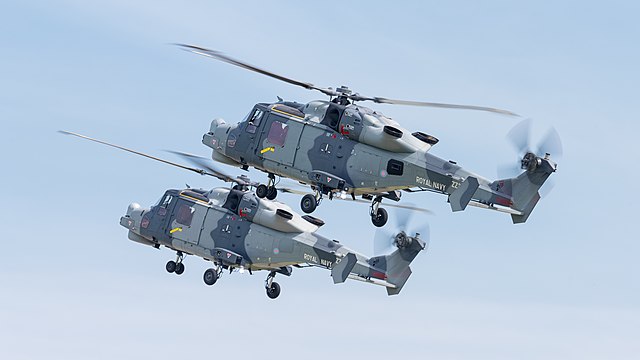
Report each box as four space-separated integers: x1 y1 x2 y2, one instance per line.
1 1 639 359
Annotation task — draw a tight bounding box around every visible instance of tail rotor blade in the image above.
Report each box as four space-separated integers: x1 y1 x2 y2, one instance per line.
393 205 416 231
374 228 396 255
537 127 563 159
506 118 532 154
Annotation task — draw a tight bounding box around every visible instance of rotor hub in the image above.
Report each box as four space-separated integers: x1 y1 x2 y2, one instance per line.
394 231 412 248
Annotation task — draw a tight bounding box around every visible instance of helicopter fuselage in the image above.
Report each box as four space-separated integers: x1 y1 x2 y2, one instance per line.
120 187 425 295
202 100 547 220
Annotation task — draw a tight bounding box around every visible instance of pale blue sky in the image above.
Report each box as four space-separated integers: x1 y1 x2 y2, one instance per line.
1 1 639 359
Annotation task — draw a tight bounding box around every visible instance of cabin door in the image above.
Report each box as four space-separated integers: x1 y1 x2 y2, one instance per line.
255 113 304 166
168 199 208 245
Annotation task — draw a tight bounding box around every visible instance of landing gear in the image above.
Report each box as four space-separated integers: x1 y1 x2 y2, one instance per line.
175 263 185 275
266 186 277 200
256 174 278 200
370 196 388 227
166 260 176 273
166 252 185 275
301 194 317 213
203 266 221 286
265 271 281 299
256 184 268 198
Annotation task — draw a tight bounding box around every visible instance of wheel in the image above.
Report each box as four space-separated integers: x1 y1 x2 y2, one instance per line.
203 268 218 286
300 194 317 214
266 282 281 299
371 207 388 227
266 186 277 200
175 262 185 275
256 184 268 198
166 260 176 273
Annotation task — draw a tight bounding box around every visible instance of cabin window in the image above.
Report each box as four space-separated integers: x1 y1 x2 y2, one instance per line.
176 204 195 226
267 120 289 147
387 159 404 176
246 109 264 134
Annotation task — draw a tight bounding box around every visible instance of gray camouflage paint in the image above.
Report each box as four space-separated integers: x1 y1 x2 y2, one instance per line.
202 100 557 223
121 187 426 295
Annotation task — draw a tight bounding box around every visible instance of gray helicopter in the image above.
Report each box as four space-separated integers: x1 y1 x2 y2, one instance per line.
61 131 427 299
177 44 562 227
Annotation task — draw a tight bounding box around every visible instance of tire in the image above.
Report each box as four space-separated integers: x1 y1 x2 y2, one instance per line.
175 263 185 275
300 194 317 214
266 282 281 299
256 184 268 198
266 186 277 200
203 268 217 286
371 207 388 227
166 260 176 273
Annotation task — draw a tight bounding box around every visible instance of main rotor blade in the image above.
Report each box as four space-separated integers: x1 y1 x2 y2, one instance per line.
165 150 239 184
352 95 519 117
177 43 518 117
175 43 337 97
350 198 434 215
59 131 226 181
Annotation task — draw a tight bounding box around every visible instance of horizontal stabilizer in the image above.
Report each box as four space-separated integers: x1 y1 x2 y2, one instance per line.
511 192 540 224
331 253 357 284
449 176 479 212
386 266 413 296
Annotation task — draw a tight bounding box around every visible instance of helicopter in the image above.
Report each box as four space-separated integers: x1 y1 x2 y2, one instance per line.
176 44 562 227
60 131 427 299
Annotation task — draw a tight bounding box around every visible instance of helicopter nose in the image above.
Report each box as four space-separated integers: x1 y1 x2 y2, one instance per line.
126 202 141 216
121 203 147 232
209 117 226 133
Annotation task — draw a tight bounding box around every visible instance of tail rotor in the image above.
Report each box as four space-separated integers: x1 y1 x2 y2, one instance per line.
497 119 563 197
374 205 430 255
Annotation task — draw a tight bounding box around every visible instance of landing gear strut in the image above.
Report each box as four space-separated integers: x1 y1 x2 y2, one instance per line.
265 271 281 299
370 196 388 227
256 173 278 200
166 251 186 275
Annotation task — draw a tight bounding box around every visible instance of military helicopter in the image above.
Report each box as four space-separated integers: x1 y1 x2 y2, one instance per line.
60 131 427 299
176 44 562 227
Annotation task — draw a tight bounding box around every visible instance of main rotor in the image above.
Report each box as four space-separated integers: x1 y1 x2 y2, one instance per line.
175 44 519 117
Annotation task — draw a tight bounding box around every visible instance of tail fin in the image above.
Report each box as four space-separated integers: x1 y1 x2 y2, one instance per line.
369 235 426 295
491 155 556 224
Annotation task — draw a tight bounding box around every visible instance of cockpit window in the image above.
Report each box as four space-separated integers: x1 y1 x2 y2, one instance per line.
267 120 289 147
222 189 245 213
245 109 264 134
157 194 174 216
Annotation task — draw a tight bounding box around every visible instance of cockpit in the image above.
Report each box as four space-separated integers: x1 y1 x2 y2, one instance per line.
222 188 246 213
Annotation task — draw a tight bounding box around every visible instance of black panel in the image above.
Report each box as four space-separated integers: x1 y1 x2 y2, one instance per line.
387 159 404 176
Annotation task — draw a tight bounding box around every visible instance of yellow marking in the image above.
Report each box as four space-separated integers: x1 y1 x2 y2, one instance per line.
170 227 183 234
179 192 209 204
260 146 275 154
271 106 304 119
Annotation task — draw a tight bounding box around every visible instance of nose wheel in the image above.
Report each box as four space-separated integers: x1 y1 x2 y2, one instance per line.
166 252 186 275
265 271 281 299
